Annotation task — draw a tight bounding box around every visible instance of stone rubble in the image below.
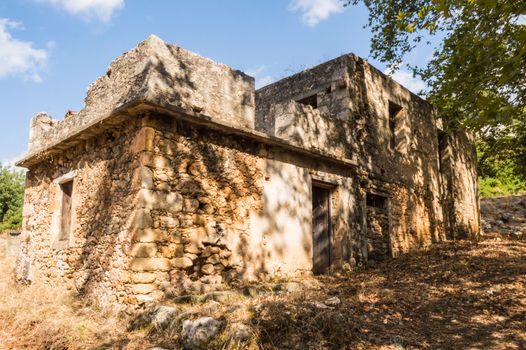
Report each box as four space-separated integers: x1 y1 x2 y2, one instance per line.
181 317 223 349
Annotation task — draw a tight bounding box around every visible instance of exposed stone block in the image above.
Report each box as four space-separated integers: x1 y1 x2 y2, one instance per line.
201 264 215 275
184 242 201 255
130 243 158 258
173 257 193 268
129 283 157 295
131 272 157 284
159 243 184 258
130 258 171 272
206 254 221 264
134 209 153 229
131 127 155 153
183 199 200 213
132 228 168 243
132 166 154 190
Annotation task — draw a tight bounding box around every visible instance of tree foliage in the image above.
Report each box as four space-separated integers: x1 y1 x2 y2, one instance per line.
0 164 25 232
345 0 526 187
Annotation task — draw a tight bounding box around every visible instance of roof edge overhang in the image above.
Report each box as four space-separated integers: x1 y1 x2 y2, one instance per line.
16 100 358 169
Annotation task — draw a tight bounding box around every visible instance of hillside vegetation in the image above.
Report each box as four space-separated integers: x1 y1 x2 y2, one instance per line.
0 164 24 232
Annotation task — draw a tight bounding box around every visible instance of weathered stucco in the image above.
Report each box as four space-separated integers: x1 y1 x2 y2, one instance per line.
438 129 480 239
16 36 480 308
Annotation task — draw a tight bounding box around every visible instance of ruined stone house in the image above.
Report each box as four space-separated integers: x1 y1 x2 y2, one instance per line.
15 35 480 306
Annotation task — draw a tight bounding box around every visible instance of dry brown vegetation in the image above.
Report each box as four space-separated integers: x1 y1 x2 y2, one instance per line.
0 259 149 349
1 196 525 349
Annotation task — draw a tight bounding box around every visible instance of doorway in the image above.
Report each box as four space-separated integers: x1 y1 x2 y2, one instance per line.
312 184 332 275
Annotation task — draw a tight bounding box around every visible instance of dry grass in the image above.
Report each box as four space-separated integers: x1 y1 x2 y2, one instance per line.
0 259 149 350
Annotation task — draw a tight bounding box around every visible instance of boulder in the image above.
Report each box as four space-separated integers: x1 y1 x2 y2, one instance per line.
228 322 253 343
129 305 179 331
325 296 341 306
499 212 513 223
181 317 222 349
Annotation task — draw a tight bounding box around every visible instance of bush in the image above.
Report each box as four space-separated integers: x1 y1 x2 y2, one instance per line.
0 164 25 232
479 176 526 197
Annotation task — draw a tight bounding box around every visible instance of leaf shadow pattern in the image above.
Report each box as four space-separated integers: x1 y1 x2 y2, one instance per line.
249 239 526 349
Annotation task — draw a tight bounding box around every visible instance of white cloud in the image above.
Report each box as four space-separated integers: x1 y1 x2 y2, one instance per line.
0 19 48 82
257 75 276 88
386 69 426 94
290 0 345 27
514 14 526 25
246 65 276 89
36 0 124 22
1 151 28 171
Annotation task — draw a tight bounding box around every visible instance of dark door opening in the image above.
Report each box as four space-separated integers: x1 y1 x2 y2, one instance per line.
366 192 391 262
312 185 332 275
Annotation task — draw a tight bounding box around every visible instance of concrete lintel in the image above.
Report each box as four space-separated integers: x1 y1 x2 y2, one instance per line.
53 170 77 184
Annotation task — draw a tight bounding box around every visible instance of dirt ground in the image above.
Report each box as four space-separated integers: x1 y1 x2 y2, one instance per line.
0 196 525 349
252 238 526 349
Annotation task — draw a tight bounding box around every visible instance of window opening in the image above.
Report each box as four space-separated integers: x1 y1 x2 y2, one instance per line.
366 192 388 209
59 180 73 241
297 94 318 108
388 101 403 150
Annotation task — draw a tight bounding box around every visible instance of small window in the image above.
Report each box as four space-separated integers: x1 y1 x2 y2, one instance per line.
297 94 318 108
366 193 388 209
59 180 74 241
388 101 403 150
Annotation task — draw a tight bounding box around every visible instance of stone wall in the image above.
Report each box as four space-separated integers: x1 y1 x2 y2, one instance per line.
17 120 141 307
257 55 447 257
439 129 480 239
269 100 354 161
23 35 255 161
359 62 446 248
256 55 357 135
128 114 264 301
128 114 365 302
18 110 367 307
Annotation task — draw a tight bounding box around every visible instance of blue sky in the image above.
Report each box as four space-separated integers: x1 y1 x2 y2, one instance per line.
0 0 430 166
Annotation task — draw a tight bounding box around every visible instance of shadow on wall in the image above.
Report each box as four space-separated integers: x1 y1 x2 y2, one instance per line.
244 158 313 277
71 129 138 306
361 62 446 254
439 129 479 239
68 41 255 303
125 43 254 129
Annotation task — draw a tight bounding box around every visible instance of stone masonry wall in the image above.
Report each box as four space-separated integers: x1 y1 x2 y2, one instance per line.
128 113 367 303
256 55 359 136
439 129 480 239
17 120 142 307
257 55 447 258
360 62 446 251
25 35 255 159
129 114 265 302
18 110 368 307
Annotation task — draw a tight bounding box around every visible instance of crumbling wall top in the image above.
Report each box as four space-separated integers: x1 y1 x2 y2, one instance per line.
19 35 255 166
